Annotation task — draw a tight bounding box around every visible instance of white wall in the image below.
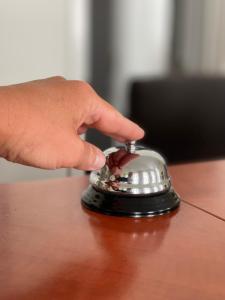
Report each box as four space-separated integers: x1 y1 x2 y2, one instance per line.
64 0 90 81
0 0 66 85
111 0 173 114
0 0 90 182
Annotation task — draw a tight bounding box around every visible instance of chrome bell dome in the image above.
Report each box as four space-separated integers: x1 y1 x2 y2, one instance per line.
90 141 171 195
82 141 180 217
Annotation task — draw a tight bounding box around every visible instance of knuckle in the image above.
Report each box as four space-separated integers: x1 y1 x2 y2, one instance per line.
71 80 97 107
58 75 65 80
44 76 66 83
76 80 89 88
74 80 94 94
51 75 65 81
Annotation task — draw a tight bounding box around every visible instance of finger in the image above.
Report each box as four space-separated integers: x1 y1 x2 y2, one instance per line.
91 99 145 142
73 138 105 170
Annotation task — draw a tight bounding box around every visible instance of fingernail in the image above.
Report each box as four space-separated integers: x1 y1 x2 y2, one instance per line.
91 153 106 170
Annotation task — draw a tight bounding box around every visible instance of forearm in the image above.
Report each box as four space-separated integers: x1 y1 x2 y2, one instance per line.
0 86 11 152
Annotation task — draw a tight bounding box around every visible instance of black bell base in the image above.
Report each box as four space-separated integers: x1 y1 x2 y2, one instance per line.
82 186 180 217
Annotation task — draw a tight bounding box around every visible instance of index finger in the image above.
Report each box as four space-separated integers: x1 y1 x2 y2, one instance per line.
91 98 145 142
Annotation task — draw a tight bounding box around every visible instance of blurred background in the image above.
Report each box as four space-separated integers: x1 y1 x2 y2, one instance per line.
1 0 225 182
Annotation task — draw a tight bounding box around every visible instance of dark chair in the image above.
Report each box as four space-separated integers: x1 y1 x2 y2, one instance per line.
130 76 225 164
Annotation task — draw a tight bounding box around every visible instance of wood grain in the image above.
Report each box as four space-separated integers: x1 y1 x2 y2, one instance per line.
0 172 225 300
169 159 225 221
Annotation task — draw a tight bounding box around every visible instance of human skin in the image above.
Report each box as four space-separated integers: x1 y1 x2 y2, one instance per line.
0 76 144 170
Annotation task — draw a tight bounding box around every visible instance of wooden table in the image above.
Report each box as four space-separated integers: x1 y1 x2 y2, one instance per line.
1 160 225 300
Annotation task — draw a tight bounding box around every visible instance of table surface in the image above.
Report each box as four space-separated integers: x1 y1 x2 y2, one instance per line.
1 160 225 300
170 159 225 221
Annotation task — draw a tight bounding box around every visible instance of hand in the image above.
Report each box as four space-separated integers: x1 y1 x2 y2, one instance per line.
0 77 144 170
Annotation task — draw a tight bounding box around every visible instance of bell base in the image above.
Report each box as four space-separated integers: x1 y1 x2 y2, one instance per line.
81 186 180 217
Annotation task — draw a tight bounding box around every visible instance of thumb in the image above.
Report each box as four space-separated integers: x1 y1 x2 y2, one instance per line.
74 138 106 171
